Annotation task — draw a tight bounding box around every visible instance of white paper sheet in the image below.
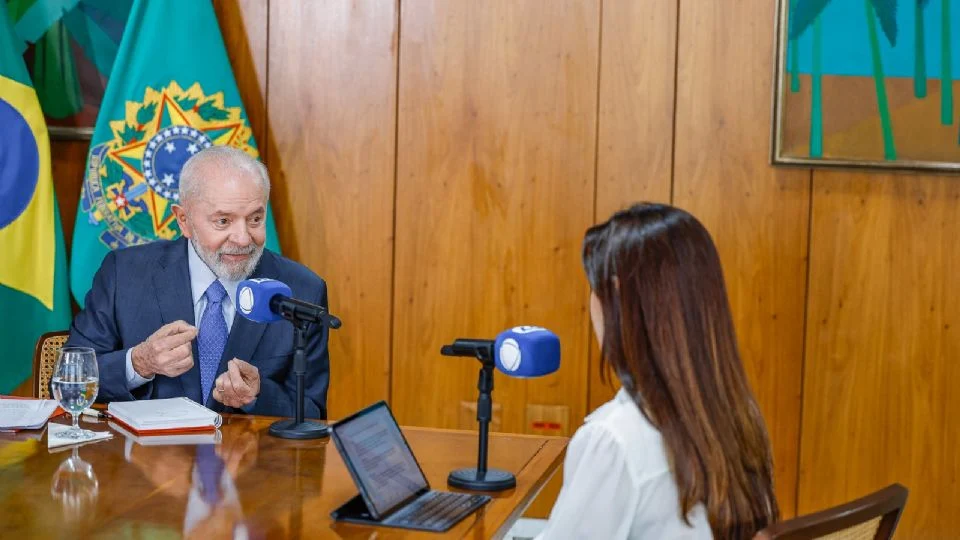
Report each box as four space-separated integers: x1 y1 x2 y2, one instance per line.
47 422 113 449
0 399 59 430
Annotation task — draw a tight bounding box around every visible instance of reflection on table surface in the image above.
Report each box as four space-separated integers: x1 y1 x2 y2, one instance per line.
0 414 566 538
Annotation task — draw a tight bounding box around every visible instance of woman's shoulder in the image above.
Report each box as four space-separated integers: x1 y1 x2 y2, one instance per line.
572 389 673 484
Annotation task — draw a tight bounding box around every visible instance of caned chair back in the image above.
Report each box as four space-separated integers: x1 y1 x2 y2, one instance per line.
32 331 70 399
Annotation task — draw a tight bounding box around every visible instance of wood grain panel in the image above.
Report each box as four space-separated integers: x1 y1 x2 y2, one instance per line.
673 0 810 517
392 0 597 438
214 0 268 154
392 0 599 518
800 173 960 538
588 0 678 413
268 1 397 418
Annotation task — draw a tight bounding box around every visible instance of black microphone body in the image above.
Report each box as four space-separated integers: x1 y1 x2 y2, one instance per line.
269 295 342 329
440 339 494 358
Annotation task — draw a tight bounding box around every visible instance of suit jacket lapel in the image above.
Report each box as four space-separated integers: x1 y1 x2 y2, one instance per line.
205 251 274 408
153 238 203 403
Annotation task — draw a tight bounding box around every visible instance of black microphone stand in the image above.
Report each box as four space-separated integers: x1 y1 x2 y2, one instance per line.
442 340 517 491
269 309 341 440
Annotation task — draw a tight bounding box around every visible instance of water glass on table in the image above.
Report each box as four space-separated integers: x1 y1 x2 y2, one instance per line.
51 347 100 441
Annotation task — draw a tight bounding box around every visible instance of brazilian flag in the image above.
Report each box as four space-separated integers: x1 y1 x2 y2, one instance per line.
69 0 281 305
0 7 71 393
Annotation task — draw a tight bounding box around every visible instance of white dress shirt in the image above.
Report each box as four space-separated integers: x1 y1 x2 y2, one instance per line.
536 388 713 539
125 241 240 388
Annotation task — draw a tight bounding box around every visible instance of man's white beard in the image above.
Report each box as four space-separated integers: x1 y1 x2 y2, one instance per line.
189 234 263 281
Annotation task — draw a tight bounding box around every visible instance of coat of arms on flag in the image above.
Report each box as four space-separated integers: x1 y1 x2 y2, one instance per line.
70 0 281 305
81 82 256 250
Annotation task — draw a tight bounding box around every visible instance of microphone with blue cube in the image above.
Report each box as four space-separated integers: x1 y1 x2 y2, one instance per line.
237 278 341 328
493 326 561 377
236 278 342 440
440 326 561 491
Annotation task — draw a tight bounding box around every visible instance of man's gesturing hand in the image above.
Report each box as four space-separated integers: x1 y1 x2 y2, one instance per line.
211 359 260 408
131 320 198 378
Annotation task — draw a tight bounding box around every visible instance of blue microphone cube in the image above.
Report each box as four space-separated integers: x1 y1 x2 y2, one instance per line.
494 326 560 377
237 278 292 323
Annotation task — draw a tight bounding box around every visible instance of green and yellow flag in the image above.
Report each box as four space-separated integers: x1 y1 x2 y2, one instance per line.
70 0 281 305
0 7 71 393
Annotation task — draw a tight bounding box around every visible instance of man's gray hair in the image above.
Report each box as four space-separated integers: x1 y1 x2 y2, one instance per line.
178 146 270 205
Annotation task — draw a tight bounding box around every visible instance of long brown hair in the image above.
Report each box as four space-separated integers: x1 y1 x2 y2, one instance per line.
582 203 778 539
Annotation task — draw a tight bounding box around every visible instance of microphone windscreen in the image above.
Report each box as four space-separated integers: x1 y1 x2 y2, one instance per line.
494 326 560 378
237 278 292 323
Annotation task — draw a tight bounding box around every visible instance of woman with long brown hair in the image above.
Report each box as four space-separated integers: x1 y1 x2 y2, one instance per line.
537 203 778 539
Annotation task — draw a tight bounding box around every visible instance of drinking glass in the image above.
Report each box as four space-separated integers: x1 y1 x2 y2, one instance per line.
51 446 99 522
51 347 99 440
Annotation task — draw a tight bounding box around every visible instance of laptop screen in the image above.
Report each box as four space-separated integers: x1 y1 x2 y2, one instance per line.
332 402 429 517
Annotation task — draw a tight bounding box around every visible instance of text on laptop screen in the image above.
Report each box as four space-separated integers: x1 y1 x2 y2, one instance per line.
336 404 429 516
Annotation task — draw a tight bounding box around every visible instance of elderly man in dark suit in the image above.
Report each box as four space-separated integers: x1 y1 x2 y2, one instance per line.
66 146 330 418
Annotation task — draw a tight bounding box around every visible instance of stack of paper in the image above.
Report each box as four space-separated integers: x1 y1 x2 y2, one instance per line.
107 397 221 435
110 421 222 446
0 398 59 431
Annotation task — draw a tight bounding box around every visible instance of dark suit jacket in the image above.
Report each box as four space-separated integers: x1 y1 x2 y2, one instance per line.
66 237 330 419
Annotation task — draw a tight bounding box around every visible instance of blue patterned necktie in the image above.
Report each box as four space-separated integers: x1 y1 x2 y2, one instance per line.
198 280 228 403
196 444 225 506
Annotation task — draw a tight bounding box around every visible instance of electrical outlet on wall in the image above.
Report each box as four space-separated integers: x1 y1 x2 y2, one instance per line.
525 404 570 436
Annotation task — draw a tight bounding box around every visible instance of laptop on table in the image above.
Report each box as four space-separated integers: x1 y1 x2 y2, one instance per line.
330 401 491 533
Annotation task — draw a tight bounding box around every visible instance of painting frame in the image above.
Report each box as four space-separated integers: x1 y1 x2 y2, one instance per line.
48 125 95 141
770 0 960 174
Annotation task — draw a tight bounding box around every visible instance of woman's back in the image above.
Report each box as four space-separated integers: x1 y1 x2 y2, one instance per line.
539 203 778 539
538 389 712 539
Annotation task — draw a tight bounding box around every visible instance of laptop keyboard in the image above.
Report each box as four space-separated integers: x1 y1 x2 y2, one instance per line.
385 490 490 531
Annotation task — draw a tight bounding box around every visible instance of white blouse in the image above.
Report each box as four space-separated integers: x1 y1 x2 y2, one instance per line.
536 389 713 539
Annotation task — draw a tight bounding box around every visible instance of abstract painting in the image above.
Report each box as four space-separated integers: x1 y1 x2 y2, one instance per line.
773 0 960 172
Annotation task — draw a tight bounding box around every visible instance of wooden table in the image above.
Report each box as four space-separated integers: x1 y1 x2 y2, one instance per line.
0 414 566 538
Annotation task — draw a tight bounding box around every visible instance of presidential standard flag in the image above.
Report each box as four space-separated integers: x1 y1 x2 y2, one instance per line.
0 7 71 393
70 0 281 305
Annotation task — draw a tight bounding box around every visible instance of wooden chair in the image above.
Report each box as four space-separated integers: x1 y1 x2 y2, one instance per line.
754 484 908 540
32 331 70 399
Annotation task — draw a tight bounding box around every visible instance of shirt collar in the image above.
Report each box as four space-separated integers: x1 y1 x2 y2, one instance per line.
585 387 636 424
187 240 239 307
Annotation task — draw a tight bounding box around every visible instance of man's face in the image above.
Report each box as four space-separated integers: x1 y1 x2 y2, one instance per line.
173 164 267 281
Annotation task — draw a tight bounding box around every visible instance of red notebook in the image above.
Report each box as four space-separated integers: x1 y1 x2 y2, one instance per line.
106 397 221 436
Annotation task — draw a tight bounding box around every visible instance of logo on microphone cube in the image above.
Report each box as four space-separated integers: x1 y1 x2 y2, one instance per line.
498 338 522 372
511 325 546 334
238 286 255 315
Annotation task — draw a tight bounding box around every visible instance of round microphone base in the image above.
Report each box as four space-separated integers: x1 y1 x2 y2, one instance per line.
447 468 516 492
268 418 330 440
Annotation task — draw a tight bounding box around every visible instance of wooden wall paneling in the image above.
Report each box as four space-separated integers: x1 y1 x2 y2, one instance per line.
392 0 600 517
673 0 810 517
588 0 678 413
214 0 269 155
800 173 960 537
268 0 397 418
